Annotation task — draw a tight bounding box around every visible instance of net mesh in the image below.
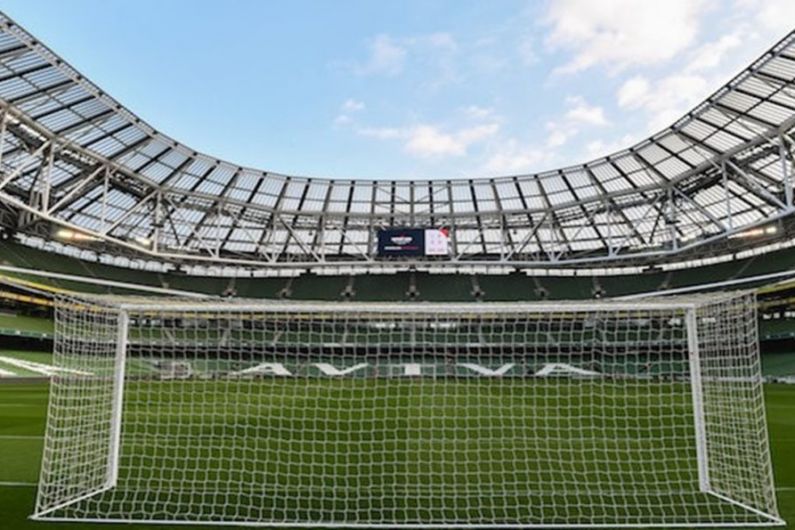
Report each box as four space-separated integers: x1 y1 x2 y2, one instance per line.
34 292 781 527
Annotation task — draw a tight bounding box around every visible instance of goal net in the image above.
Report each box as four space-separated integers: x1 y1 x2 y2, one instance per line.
32 291 782 527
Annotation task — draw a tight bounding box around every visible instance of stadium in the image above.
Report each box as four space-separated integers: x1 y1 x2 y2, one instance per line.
0 4 794 529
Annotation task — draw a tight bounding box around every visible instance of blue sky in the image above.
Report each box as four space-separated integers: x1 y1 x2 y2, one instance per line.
3 0 794 180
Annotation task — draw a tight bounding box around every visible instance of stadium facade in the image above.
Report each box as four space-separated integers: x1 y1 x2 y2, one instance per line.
0 14 793 277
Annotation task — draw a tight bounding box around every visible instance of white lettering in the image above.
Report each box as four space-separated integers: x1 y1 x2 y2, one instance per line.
535 363 599 377
403 363 422 376
458 363 515 376
314 363 369 376
236 363 292 376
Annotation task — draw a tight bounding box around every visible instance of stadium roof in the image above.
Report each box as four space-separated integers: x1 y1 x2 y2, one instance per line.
0 12 794 269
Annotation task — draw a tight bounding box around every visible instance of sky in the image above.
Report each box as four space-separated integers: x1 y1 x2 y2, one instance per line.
3 0 795 181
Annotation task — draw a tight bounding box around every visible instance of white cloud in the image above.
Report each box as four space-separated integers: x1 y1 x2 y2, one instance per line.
342 99 365 112
406 125 486 157
545 0 711 73
542 95 608 150
740 0 795 36
545 122 571 148
357 126 403 140
455 123 500 144
463 105 496 120
354 34 407 76
617 76 651 109
349 32 457 79
564 96 608 126
605 0 795 135
481 94 617 174
334 114 353 126
586 134 636 159
334 99 366 127
358 122 499 158
616 73 709 132
404 126 465 157
685 32 743 72
615 28 748 133
482 139 551 174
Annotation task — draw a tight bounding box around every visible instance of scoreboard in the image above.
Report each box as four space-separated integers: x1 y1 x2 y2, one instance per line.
377 228 450 257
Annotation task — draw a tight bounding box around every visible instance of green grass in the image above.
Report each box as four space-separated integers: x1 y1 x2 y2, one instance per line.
0 351 56 377
0 313 54 338
0 379 793 528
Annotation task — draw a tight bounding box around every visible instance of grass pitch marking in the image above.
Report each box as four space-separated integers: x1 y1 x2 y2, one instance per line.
0 355 90 376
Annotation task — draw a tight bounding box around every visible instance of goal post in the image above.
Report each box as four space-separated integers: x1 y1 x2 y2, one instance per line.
686 308 710 494
106 309 129 489
32 291 783 527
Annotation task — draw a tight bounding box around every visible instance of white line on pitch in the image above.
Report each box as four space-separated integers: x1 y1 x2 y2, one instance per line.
0 435 43 440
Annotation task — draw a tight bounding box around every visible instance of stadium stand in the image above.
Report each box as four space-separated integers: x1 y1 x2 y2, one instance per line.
4 238 795 301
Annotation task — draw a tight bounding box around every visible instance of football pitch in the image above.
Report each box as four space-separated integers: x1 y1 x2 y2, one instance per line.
0 383 795 529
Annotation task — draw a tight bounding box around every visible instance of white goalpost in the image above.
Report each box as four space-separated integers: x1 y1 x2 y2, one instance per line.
32 291 783 527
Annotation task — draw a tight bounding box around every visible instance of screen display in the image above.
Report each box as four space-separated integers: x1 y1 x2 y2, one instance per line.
377 228 425 257
377 228 450 257
424 228 450 256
